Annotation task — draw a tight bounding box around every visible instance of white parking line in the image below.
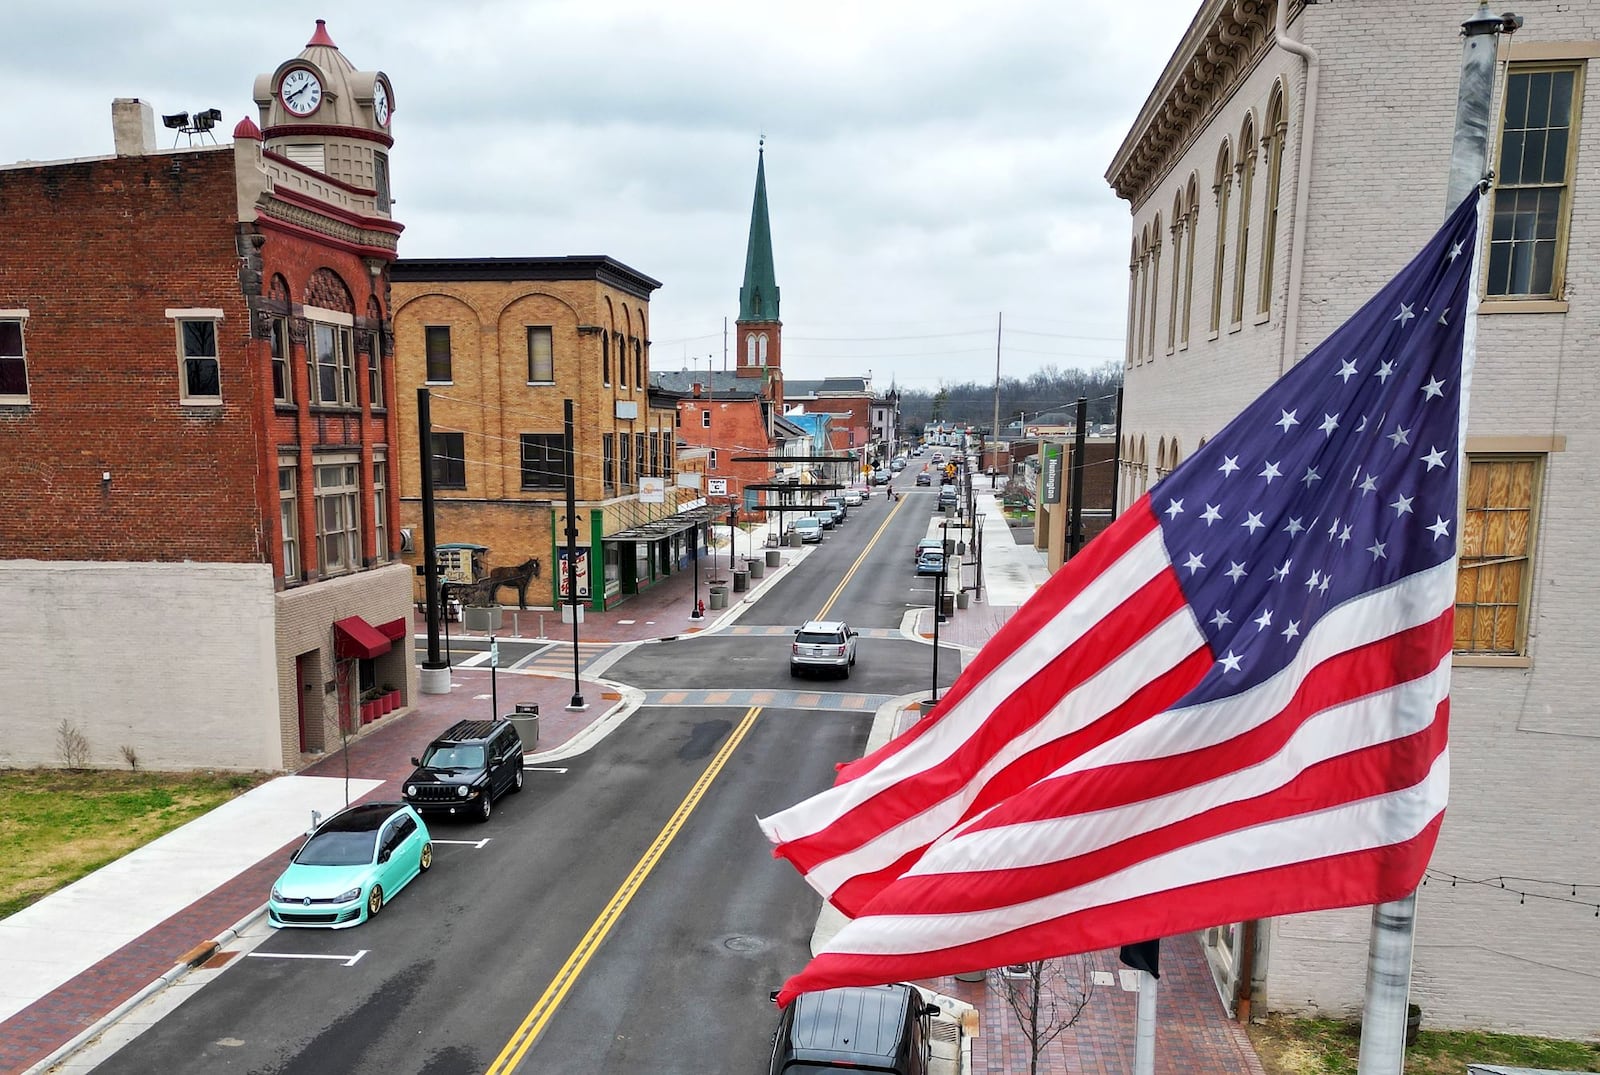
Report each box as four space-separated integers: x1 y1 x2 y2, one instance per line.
523 766 569 773
430 838 492 848
247 949 367 967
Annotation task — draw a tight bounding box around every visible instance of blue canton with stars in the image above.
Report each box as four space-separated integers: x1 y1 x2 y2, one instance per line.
1153 192 1478 702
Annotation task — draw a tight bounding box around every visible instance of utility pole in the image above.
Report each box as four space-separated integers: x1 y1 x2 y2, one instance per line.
992 312 1003 490
563 398 586 711
1069 397 1088 558
417 388 450 695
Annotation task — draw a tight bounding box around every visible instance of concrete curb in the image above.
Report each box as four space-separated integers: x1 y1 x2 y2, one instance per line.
24 905 267 1075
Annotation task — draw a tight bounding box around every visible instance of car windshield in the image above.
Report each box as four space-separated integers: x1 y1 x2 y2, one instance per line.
297 829 378 866
422 744 485 769
797 631 843 645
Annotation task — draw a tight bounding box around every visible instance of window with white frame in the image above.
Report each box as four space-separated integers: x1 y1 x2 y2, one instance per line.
314 459 361 575
271 316 292 404
173 314 221 402
279 463 301 582
366 330 384 409
709 448 718 470
0 313 28 400
527 326 554 383
701 409 711 428
307 318 355 407
372 458 389 562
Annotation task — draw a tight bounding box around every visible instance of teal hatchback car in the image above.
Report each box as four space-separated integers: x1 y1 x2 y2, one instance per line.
268 801 432 929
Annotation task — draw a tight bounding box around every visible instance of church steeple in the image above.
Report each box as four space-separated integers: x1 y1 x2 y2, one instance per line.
738 141 780 323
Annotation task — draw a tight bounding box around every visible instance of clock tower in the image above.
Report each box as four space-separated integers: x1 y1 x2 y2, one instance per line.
251 19 396 217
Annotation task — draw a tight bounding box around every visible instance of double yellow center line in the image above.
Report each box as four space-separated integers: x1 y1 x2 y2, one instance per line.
486 493 908 1072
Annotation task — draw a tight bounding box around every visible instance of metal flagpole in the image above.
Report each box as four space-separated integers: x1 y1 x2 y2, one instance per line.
1356 7 1517 1073
1133 971 1158 1075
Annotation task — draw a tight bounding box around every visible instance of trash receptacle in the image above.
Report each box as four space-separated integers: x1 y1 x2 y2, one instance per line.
507 703 540 749
766 548 782 568
732 569 750 592
788 530 802 547
747 557 765 579
709 585 729 610
940 592 955 617
957 589 971 609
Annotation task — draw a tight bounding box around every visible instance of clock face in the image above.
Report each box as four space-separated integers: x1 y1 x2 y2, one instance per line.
280 68 323 117
373 80 390 127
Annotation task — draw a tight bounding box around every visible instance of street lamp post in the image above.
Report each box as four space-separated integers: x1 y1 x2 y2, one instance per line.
689 523 703 619
563 399 585 711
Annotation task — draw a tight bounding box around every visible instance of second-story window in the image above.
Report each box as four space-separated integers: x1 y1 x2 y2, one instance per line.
314 460 361 576
1 315 29 401
425 325 452 382
372 458 389 562
279 463 301 583
709 449 718 470
701 409 711 428
603 434 616 495
520 433 564 490
431 432 466 488
527 326 554 383
176 316 221 403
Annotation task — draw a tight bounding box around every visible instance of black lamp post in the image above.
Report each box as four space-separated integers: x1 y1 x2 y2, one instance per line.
689 523 703 619
563 399 585 710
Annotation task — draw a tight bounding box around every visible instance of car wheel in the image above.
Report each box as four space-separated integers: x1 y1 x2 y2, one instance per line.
366 885 384 918
419 842 433 872
841 664 851 679
511 767 524 794
790 664 801 677
477 789 493 823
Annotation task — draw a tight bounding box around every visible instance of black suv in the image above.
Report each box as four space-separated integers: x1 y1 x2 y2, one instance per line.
767 982 939 1074
402 719 524 823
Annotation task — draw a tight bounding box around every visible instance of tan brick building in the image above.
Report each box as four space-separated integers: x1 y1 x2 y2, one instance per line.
1108 0 1600 1038
391 258 713 611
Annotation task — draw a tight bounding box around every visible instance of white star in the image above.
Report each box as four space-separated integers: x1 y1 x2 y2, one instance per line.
1368 540 1388 560
1165 498 1185 519
1225 561 1248 583
1242 512 1265 535
1200 503 1222 526
1300 466 1322 488
1183 552 1206 574
1276 409 1300 433
1272 559 1292 582
1260 460 1282 484
1422 446 1447 471
1281 620 1301 641
1337 360 1359 383
1320 413 1341 435
1388 425 1412 448
1304 569 1322 591
1319 574 1332 594
1210 608 1233 629
1328 517 1342 538
1284 517 1305 537
1360 473 1379 496
1219 455 1240 477
1391 493 1414 516
1356 415 1369 433
1376 360 1396 383
1427 515 1451 540
1438 307 1451 326
1338 524 1353 546
1395 302 1415 326
1448 240 1464 262
1254 608 1274 630
1421 377 1446 400
1219 650 1243 673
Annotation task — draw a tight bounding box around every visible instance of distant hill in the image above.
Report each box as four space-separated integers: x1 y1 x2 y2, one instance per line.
897 362 1122 435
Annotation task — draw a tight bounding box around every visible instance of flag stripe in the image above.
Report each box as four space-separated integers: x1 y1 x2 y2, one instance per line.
775 813 1446 1005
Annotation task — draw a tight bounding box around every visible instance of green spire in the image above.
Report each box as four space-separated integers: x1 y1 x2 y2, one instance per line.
738 141 780 322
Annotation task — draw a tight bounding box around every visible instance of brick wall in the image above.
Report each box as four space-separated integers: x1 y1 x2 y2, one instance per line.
674 394 776 517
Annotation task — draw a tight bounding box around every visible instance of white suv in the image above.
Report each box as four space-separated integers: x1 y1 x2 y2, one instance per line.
790 620 859 679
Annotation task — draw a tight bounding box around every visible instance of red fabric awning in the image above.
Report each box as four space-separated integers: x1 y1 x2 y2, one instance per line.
334 616 391 660
376 617 408 642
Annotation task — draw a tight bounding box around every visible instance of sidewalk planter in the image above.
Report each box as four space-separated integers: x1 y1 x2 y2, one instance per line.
788 530 802 547
766 548 782 568
360 699 378 725
957 590 970 610
747 557 765 579
463 604 502 632
708 584 729 610
383 688 401 712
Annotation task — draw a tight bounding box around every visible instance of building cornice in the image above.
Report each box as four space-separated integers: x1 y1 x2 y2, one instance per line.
391 256 662 299
1106 0 1294 209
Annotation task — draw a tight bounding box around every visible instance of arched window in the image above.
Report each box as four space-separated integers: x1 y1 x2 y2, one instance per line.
758 333 768 363
1156 437 1169 480
1210 142 1233 334
1168 193 1185 353
1259 84 1288 317
746 335 758 365
1232 115 1256 327
1136 228 1151 364
1137 436 1149 496
1183 174 1199 347
1147 214 1162 361
1126 240 1140 367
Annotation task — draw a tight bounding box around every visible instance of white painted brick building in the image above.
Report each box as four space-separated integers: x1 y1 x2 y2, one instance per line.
1107 0 1600 1040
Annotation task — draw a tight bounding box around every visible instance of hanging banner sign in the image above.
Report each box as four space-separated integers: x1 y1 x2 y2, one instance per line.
557 548 590 599
707 477 729 496
639 476 665 504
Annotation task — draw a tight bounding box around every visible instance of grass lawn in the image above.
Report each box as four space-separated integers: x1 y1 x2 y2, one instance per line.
1249 1014 1600 1074
0 769 270 920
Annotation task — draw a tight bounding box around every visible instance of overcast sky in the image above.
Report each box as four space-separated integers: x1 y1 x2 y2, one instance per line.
4 1 1203 392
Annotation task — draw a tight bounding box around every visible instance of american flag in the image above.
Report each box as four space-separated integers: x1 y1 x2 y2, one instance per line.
759 192 1482 1004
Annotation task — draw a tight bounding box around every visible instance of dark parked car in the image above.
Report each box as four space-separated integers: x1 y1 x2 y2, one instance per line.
402 719 524 822
767 982 939 1075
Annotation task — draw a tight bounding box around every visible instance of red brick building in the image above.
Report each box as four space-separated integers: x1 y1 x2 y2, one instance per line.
0 21 411 771
657 378 778 518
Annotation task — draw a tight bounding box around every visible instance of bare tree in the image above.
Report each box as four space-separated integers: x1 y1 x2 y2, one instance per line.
988 958 1096 1075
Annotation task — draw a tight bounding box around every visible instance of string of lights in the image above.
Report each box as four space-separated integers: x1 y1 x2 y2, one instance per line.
1423 868 1600 916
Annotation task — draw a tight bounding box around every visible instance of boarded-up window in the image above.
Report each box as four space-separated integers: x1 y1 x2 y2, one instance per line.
1456 456 1539 654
